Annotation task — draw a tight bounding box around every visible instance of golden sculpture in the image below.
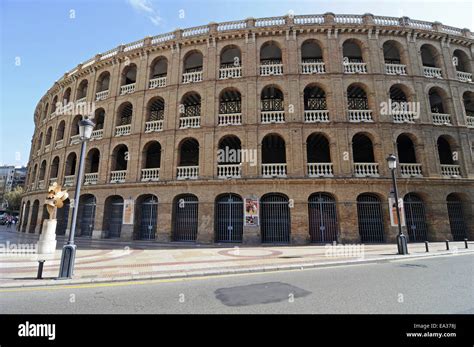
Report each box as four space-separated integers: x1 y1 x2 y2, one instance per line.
44 182 69 219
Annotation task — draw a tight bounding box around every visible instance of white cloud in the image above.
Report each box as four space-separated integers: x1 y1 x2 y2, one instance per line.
127 0 161 26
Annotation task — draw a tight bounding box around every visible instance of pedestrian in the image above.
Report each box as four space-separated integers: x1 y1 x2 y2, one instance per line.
6 215 12 229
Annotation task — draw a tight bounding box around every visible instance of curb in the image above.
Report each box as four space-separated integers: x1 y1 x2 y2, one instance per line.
1 249 472 290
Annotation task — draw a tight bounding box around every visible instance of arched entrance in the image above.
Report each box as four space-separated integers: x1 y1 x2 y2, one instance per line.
215 193 243 243
77 195 96 237
308 193 338 243
260 193 290 243
172 194 198 242
136 195 158 240
357 194 385 243
403 193 428 242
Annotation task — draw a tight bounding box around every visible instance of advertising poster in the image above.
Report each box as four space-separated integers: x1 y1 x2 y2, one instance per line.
389 197 406 227
123 199 134 225
244 198 259 226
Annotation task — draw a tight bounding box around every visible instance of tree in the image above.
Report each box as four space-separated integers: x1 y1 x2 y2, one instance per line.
4 186 24 212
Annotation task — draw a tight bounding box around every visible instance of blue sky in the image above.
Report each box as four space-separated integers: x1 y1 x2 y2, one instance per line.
0 0 472 166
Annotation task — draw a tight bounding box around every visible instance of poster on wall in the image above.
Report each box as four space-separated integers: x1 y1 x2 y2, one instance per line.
388 197 406 227
123 199 134 225
244 198 259 226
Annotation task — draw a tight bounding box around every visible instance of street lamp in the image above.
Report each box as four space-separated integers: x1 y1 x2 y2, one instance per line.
58 118 95 279
386 154 408 255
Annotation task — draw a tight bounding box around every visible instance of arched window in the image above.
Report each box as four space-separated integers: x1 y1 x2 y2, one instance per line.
39 160 46 181
421 44 442 78
76 79 88 100
217 136 242 178
94 108 105 131
96 71 110 100
45 127 52 146
383 40 407 75
261 134 286 177
85 149 100 174
301 40 325 74
306 133 333 177
50 157 60 179
304 85 328 122
177 138 199 180
182 51 203 83
219 45 242 79
347 84 372 122
352 133 379 177
179 92 201 129
342 39 367 73
65 152 77 183
141 141 161 181
149 57 168 88
462 91 474 126
260 41 283 75
218 88 241 125
56 121 65 146
261 85 284 123
63 88 71 104
120 64 137 94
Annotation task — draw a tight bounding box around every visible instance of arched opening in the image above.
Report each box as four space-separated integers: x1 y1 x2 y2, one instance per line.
261 193 290 243
429 87 447 114
65 152 77 176
357 194 385 243
85 148 100 174
42 104 49 121
397 134 417 163
37 133 43 152
308 193 338 243
383 40 402 64
462 91 474 125
403 193 428 242
121 64 137 86
150 57 168 82
182 51 203 83
39 160 46 181
215 193 243 243
45 127 52 146
421 44 442 78
51 96 58 113
56 121 65 142
304 85 328 122
135 194 158 240
177 138 199 179
453 50 471 73
220 45 241 68
111 144 128 171
261 85 284 123
347 84 369 110
22 201 30 232
306 133 332 177
261 134 286 177
56 199 70 235
103 195 124 239
389 85 414 122
94 108 105 130
446 193 468 240
31 164 37 184
301 40 324 74
352 133 378 177
76 79 88 100
70 115 82 137
172 194 199 242
141 141 161 181
77 194 96 237
260 41 283 75
117 102 133 126
342 39 367 73
96 71 110 93
437 136 454 165
180 92 201 128
217 136 241 178
50 157 60 180
219 88 242 125
63 88 71 104
29 200 39 233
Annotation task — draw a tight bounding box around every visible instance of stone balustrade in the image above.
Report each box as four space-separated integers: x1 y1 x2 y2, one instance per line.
177 166 199 180
115 124 131 136
110 170 127 183
218 113 242 126
354 163 379 177
307 163 333 177
217 164 242 178
141 168 160 182
400 163 423 178
304 110 329 123
348 110 373 122
84 173 98 185
262 163 287 178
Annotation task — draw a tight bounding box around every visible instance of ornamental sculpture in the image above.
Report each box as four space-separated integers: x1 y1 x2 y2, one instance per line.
44 182 69 220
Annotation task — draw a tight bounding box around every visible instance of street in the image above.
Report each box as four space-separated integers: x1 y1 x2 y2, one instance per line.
1 253 472 314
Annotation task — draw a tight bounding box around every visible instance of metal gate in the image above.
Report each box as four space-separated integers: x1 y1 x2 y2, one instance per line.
77 196 96 237
138 196 158 240
56 200 70 235
105 197 123 239
215 194 243 243
308 193 338 243
357 194 385 243
173 195 198 242
447 195 467 241
261 194 290 243
404 194 428 242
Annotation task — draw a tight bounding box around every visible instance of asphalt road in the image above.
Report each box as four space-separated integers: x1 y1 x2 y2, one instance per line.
0 253 472 314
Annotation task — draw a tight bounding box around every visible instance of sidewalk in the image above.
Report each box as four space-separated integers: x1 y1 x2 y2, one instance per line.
0 229 472 288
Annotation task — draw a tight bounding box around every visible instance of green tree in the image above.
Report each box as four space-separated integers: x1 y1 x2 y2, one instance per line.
4 186 24 212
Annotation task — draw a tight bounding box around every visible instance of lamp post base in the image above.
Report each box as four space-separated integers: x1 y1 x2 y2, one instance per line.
58 244 77 279
397 234 408 255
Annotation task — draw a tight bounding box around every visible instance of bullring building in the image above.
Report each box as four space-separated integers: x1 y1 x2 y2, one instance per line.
20 13 474 245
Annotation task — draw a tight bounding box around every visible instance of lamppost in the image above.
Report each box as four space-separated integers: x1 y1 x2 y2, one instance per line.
58 118 95 279
386 154 408 255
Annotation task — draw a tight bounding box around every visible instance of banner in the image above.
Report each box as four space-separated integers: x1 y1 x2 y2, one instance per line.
244 198 259 226
389 197 406 227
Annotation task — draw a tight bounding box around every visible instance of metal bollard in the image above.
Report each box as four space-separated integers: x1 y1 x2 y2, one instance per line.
464 238 468 249
37 260 45 279
445 240 449 251
425 241 429 252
